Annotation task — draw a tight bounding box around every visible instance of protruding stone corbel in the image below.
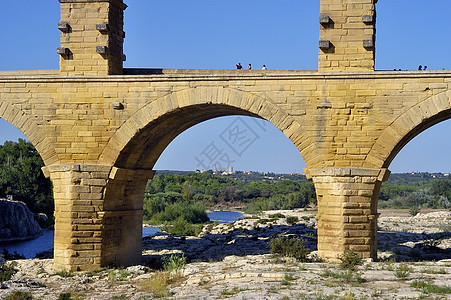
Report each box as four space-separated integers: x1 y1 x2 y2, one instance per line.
319 40 331 50
362 15 374 24
96 23 109 33
96 46 108 55
57 22 70 33
57 47 70 56
363 40 374 49
319 14 331 25
112 102 124 110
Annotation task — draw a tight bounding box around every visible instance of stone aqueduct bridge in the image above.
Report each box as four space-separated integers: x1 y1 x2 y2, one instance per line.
0 0 450 271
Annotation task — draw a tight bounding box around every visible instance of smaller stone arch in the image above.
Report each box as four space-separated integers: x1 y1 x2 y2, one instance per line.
0 101 58 165
99 86 306 169
365 91 451 169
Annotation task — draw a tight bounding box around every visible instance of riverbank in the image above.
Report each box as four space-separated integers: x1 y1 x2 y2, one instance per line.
1 211 244 259
1 210 450 299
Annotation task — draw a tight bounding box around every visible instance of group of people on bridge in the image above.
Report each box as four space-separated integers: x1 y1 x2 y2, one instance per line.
235 63 267 70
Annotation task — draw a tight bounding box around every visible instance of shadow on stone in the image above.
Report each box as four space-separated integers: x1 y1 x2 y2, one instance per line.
142 223 317 266
377 230 451 262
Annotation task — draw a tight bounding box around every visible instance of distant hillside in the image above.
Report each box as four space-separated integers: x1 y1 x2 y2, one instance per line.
156 170 308 183
156 170 448 186
385 172 450 186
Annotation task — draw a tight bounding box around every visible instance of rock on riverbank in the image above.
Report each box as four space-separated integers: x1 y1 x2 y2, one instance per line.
0 199 42 242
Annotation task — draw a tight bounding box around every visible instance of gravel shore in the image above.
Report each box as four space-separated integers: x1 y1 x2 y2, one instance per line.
1 210 450 299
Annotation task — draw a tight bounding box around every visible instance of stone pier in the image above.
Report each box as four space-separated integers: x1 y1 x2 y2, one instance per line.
43 164 154 271
306 168 390 261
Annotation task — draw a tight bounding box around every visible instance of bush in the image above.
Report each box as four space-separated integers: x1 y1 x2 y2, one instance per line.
409 206 420 216
394 263 412 279
269 236 309 261
3 291 33 300
144 197 209 225
338 250 363 271
57 293 73 300
0 255 17 283
163 218 194 235
269 213 285 219
162 254 187 273
286 216 299 225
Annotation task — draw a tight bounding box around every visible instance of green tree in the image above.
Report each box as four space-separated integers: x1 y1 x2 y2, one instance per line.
0 139 53 216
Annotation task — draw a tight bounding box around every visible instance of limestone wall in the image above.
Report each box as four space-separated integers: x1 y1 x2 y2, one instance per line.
0 71 449 170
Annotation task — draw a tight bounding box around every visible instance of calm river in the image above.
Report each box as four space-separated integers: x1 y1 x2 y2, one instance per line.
0 211 243 259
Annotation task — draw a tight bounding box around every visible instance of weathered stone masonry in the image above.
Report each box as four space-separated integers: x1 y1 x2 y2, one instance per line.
0 0 450 270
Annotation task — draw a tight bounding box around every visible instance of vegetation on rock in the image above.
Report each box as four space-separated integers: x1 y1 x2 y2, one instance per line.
0 255 17 283
338 250 363 271
269 235 309 261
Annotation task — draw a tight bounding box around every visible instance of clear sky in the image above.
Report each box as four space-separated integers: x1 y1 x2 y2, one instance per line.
0 0 450 174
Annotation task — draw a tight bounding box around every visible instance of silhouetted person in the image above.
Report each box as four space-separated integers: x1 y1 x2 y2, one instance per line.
418 65 422 70
424 65 427 70
236 63 243 69
247 64 252 70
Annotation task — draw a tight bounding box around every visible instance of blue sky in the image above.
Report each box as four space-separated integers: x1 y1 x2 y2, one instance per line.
0 0 450 173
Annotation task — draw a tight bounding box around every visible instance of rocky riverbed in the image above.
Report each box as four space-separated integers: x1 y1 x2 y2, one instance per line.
1 210 450 299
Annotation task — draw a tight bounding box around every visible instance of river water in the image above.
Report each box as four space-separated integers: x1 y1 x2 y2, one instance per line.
0 211 243 259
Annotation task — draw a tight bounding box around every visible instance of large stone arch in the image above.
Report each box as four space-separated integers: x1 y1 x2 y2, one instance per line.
365 91 451 169
65 86 309 269
100 86 306 169
0 101 58 165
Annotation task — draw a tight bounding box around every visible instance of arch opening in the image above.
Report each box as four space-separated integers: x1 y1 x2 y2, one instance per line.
154 115 307 174
375 114 451 250
115 104 260 170
100 103 314 266
383 110 451 171
0 118 55 257
0 119 27 145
